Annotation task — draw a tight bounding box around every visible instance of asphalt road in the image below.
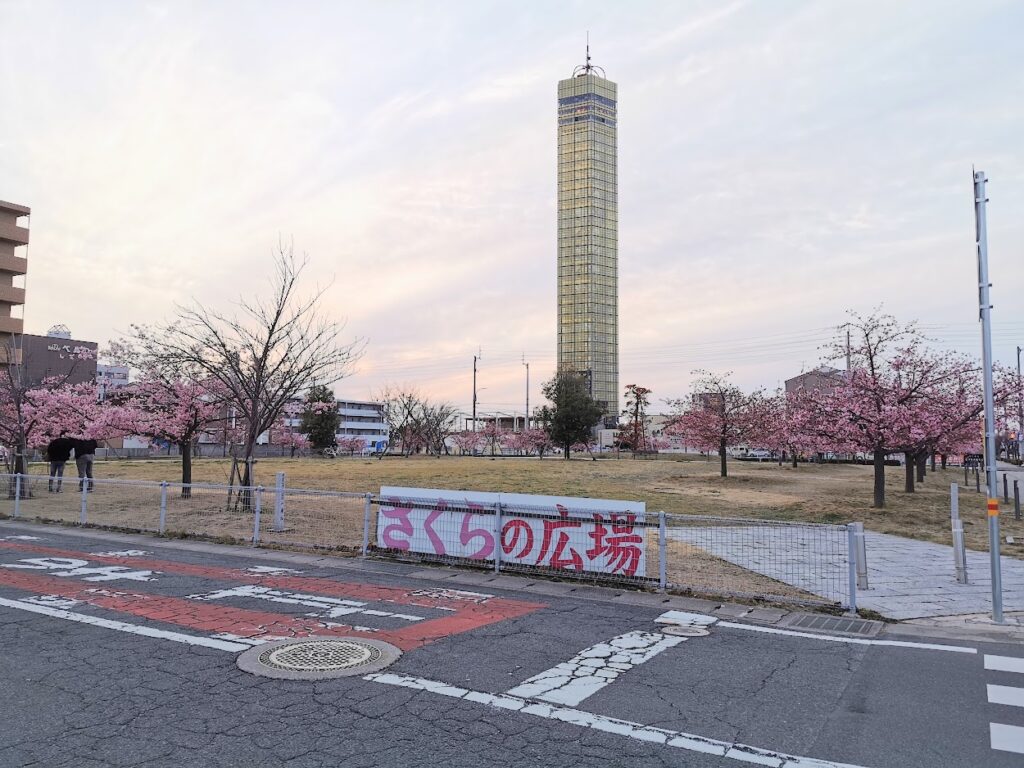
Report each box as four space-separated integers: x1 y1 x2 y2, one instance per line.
0 520 1021 768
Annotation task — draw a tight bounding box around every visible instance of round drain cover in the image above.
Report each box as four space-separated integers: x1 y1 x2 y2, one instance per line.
661 625 710 637
236 638 401 680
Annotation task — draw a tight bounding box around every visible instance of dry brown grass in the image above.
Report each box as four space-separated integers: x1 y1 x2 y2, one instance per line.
21 453 1017 557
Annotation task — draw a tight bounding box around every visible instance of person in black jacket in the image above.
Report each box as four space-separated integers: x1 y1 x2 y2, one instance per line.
46 434 75 493
73 437 98 492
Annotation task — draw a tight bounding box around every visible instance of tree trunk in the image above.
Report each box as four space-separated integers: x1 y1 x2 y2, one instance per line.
930 453 937 472
791 450 798 469
563 442 570 460
941 453 948 470
873 448 886 508
179 440 193 499
916 452 927 484
719 439 728 478
904 451 915 493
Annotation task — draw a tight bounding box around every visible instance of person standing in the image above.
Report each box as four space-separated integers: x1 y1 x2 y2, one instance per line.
73 437 98 492
46 434 74 492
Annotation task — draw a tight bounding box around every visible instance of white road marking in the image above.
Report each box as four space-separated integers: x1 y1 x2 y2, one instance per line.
20 595 82 609
985 655 1024 674
716 621 976 654
2 557 158 582
0 535 40 541
988 684 1024 708
246 566 301 575
507 631 684 706
410 588 493 603
93 550 150 557
187 584 427 622
656 610 718 626
366 673 869 768
0 596 249 652
990 723 1024 754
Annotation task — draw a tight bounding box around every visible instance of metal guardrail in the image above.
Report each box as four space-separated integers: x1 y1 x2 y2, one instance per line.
0 473 858 609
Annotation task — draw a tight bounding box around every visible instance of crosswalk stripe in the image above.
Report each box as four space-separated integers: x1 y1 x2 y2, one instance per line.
988 684 1024 708
991 723 1024 754
506 631 683 706
985 655 1024 674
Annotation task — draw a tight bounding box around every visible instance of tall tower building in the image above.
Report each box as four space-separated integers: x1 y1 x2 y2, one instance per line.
0 200 29 362
557 52 618 426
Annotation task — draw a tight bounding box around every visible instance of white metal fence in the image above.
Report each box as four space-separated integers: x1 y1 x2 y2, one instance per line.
0 473 859 609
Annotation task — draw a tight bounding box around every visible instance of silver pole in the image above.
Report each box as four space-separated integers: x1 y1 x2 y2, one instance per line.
846 524 858 615
273 471 285 531
252 486 263 545
951 483 968 583
80 480 88 525
13 474 20 518
493 501 503 574
974 169 1003 623
658 511 667 591
159 481 168 534
854 521 868 590
361 493 372 556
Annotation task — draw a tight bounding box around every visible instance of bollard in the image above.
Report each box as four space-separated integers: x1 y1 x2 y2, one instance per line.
273 472 285 531
159 481 168 534
361 494 372 556
964 465 969 485
846 524 858 616
853 522 868 590
658 511 667 592
1004 473 1010 503
493 501 503 574
1015 480 1021 521
252 486 263 545
80 481 88 525
13 474 21 518
975 468 981 493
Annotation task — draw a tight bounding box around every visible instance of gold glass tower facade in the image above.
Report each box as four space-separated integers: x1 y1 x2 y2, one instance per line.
557 69 618 425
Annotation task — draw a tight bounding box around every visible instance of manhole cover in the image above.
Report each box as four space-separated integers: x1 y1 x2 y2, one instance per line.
236 638 401 680
781 613 882 638
661 625 710 637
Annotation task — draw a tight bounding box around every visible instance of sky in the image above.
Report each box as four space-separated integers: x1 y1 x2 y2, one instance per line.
2 0 1023 418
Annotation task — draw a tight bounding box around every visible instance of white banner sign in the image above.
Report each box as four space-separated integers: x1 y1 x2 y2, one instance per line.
376 487 647 578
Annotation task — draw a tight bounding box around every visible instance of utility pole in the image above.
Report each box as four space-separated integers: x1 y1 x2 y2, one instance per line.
1017 345 1022 460
523 356 530 433
845 330 852 372
974 168 1003 623
472 351 480 432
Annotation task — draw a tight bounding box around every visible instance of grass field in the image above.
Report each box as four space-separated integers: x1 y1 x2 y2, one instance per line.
28 453 1023 557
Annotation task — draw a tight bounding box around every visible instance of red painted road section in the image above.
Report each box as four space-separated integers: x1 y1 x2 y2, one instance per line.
0 541 545 650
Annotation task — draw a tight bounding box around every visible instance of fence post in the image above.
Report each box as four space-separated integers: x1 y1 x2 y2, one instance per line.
658 511 667 592
846 524 858 616
252 486 263 545
79 480 88 525
159 481 168 535
273 472 285 531
951 483 968 584
975 468 981 493
1015 480 1021 521
493 501 503 574
361 494 372 556
853 521 868 590
13 474 21 518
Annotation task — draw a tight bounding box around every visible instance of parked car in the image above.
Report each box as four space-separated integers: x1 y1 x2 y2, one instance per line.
748 449 773 461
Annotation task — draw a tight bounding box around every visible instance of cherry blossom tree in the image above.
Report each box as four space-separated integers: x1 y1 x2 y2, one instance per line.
450 430 483 456
522 427 553 459
479 422 506 456
665 371 767 478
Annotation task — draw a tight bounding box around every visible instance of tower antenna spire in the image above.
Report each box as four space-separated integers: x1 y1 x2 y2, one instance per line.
573 32 605 78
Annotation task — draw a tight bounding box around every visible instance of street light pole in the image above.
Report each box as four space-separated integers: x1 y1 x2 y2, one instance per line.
472 352 479 432
523 358 530 433
973 168 1003 624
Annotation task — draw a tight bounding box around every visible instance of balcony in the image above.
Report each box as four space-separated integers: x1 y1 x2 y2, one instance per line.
0 316 24 335
0 220 29 246
0 253 27 276
0 284 26 306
